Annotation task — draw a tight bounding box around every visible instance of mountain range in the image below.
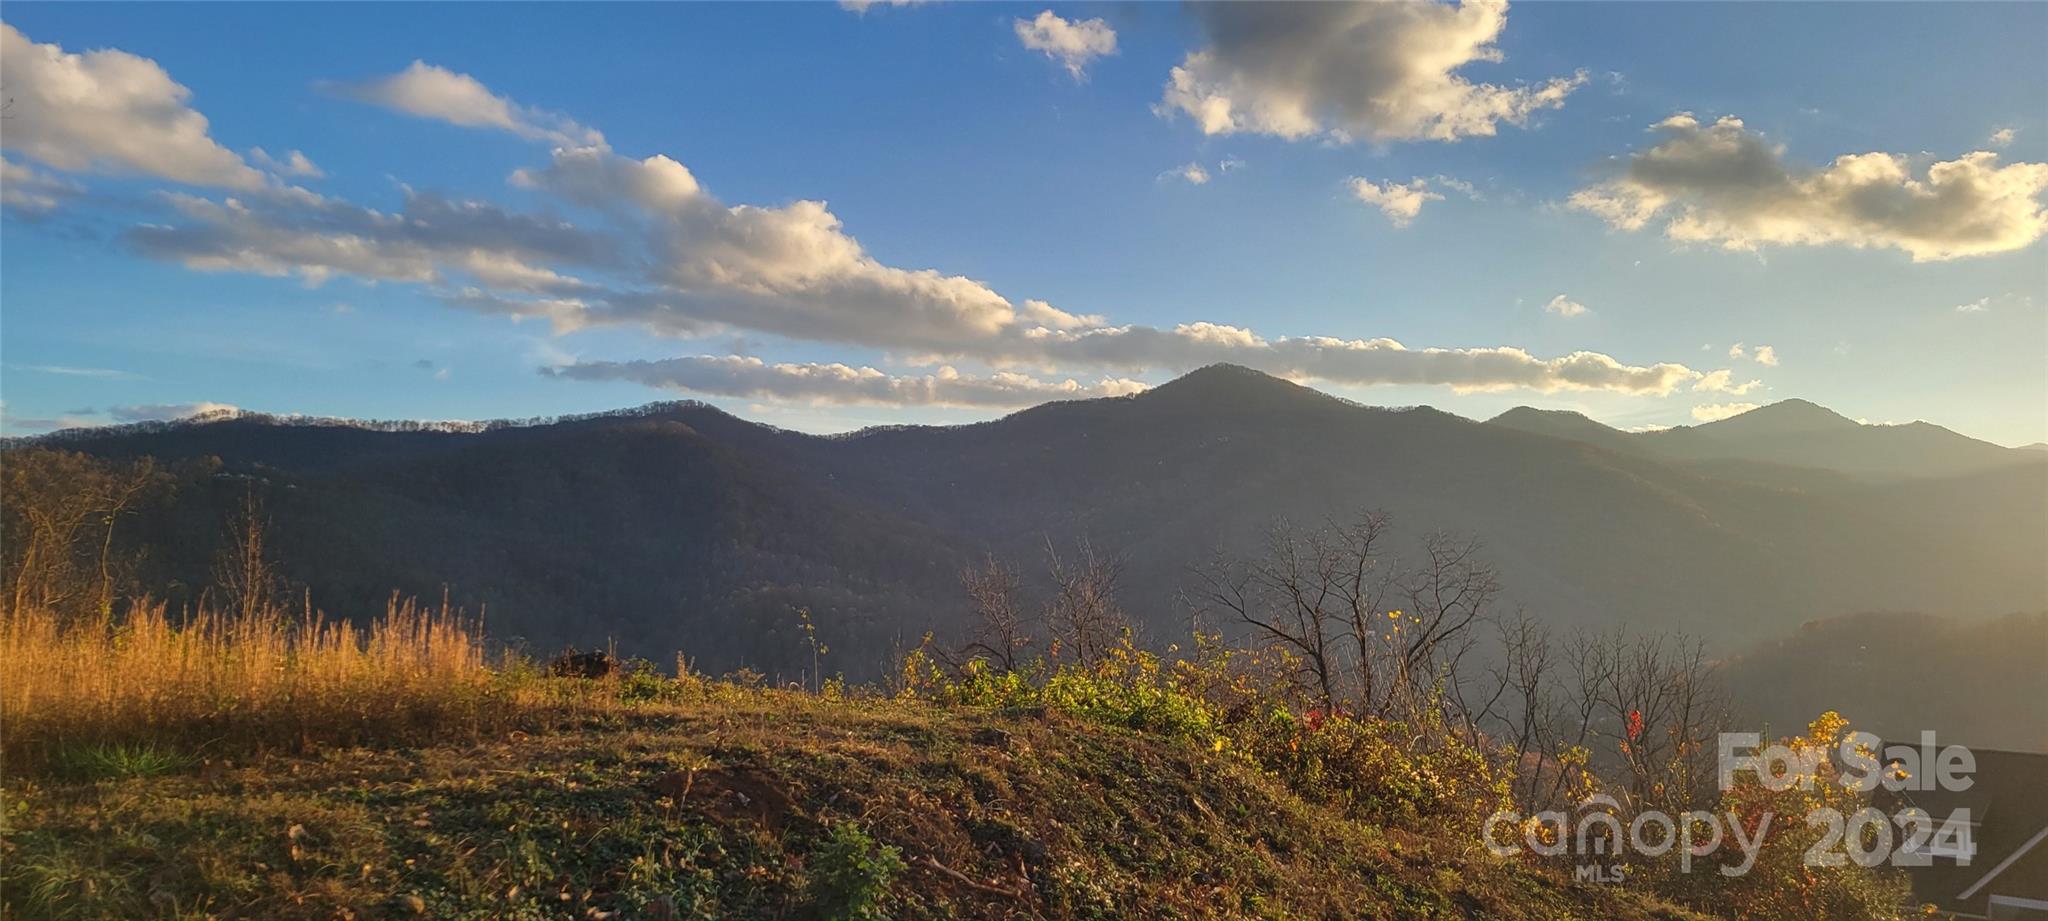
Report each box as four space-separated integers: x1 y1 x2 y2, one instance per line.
17 364 2046 678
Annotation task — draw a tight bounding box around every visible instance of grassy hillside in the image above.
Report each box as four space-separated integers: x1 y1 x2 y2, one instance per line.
3 690 1703 921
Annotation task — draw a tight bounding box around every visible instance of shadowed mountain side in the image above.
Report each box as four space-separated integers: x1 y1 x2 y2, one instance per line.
1723 611 2048 752
1488 398 2032 482
17 365 2046 677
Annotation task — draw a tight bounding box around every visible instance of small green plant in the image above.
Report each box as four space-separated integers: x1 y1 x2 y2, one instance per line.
56 742 198 781
807 821 905 921
796 606 829 692
931 638 1222 745
617 658 693 704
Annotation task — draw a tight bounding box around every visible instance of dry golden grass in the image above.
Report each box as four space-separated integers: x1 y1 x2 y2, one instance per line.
0 597 529 773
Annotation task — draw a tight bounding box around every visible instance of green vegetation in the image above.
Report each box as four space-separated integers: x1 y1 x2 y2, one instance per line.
3 679 1704 921
1 595 1910 920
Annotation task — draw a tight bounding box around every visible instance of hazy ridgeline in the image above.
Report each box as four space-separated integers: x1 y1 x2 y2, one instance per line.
0 367 2037 919
7 366 2041 690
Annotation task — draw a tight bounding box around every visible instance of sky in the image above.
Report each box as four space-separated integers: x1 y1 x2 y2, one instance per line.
2 1 2045 445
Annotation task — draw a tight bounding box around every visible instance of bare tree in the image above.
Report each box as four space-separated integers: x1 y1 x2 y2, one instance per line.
1563 627 1729 814
213 488 280 619
1191 518 1362 711
2 450 164 618
959 554 1032 671
1044 538 1128 667
91 458 160 617
1189 510 1515 724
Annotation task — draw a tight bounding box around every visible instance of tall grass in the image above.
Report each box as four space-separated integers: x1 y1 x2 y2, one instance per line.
0 596 521 774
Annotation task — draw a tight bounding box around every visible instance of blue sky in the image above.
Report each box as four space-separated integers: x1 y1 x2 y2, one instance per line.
3 2 2044 444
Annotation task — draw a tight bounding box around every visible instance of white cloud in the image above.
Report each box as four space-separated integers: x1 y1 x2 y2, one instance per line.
129 187 615 294
1691 369 1761 395
331 61 604 147
1725 342 1777 366
1951 293 2033 314
250 147 324 179
1159 0 1584 143
1014 10 1117 80
1990 127 2017 148
1011 325 1720 396
0 23 268 190
548 355 1147 407
1691 402 1759 423
107 401 240 423
121 62 1731 402
1571 113 2048 261
511 146 702 212
1542 294 1589 318
1349 177 1443 228
1 155 85 214
1433 175 1482 200
1161 158 1244 187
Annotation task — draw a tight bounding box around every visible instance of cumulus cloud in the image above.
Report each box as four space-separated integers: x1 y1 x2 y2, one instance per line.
127 186 617 291
1158 0 1584 143
1570 113 2048 261
1 155 85 215
547 355 1147 407
250 147 324 179
1014 10 1117 80
1161 158 1242 187
1542 294 1588 318
1691 402 1759 423
512 145 1094 352
1955 297 1990 313
0 23 268 190
1349 177 1443 228
114 57 1731 404
1432 175 1482 200
107 401 240 423
1990 127 2017 148
1725 342 1778 366
1691 370 1760 395
511 147 702 212
1167 162 1211 185
330 61 605 147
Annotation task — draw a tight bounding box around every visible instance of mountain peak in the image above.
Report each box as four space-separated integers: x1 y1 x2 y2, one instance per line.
1490 406 1597 425
1139 364 1337 411
1486 405 1638 452
1699 398 1855 433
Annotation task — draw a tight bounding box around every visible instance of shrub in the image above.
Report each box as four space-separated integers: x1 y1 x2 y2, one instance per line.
930 638 1221 744
1634 712 1911 920
1230 705 1507 831
807 821 905 921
